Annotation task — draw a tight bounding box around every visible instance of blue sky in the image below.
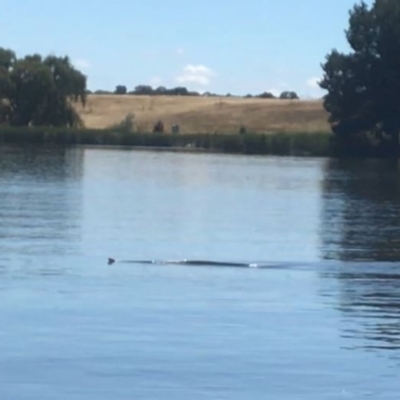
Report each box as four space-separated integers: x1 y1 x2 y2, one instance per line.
1 0 371 98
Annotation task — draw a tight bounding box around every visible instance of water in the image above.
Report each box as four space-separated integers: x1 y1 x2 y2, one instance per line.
1 146 400 399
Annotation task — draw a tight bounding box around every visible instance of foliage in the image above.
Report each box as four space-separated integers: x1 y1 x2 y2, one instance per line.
132 85 153 95
94 90 112 95
257 92 276 99
0 48 87 127
239 126 247 134
129 85 200 96
92 86 300 100
110 113 135 133
0 127 332 157
115 85 127 95
319 0 400 154
153 120 164 133
280 91 299 100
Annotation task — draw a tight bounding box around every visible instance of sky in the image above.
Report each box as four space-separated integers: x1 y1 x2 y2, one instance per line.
0 0 372 98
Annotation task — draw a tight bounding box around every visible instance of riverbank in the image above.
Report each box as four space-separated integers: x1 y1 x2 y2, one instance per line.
0 128 333 157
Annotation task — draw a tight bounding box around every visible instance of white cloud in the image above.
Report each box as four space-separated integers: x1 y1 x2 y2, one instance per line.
74 59 91 70
176 64 215 86
306 77 321 89
302 76 326 99
267 88 281 97
149 76 163 87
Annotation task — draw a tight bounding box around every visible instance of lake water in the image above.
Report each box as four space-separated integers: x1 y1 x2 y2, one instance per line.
1 145 400 400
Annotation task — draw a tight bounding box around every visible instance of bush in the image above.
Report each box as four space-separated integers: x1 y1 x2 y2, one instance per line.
257 92 276 99
280 91 299 100
115 85 127 95
0 127 335 157
279 91 299 100
110 113 135 133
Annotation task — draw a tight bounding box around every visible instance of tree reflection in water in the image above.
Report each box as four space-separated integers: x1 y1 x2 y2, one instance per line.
321 159 400 354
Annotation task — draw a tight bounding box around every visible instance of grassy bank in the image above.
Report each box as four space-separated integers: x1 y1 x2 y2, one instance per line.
0 127 333 157
76 95 329 134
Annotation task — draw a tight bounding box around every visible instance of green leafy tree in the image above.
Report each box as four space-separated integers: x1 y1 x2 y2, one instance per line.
134 85 153 95
257 91 275 99
0 48 86 127
279 91 299 100
319 0 400 154
115 85 127 95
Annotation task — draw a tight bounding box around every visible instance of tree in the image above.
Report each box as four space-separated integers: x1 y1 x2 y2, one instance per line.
115 85 127 95
319 0 400 154
134 85 153 95
155 86 168 95
280 91 299 100
257 91 275 99
0 48 86 127
170 87 189 96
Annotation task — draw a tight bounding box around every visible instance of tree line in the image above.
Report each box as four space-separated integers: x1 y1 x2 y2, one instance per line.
1 0 400 158
91 85 299 100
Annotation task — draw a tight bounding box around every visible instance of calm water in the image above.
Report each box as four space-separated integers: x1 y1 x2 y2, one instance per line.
1 146 400 400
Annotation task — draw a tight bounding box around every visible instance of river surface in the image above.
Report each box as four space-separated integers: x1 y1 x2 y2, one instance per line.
1 146 400 400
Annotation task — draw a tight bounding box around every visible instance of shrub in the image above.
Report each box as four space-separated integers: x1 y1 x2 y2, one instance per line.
110 113 135 133
115 85 127 95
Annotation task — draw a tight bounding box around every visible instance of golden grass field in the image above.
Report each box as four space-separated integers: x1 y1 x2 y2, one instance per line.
76 95 330 134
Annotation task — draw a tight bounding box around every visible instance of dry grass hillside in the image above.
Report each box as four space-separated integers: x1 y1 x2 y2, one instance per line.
75 95 330 134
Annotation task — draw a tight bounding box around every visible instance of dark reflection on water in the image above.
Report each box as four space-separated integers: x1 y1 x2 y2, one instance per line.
320 264 400 354
321 159 400 354
0 145 84 256
321 158 400 262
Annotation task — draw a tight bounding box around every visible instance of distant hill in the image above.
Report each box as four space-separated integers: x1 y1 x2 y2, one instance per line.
75 95 329 134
